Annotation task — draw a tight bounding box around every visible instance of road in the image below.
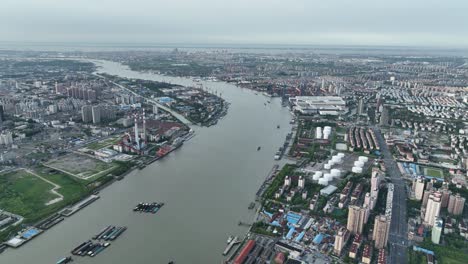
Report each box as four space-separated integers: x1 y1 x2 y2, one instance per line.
24 168 64 205
373 127 408 264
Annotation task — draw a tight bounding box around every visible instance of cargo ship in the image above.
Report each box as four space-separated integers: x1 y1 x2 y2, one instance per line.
56 256 72 264
133 202 164 214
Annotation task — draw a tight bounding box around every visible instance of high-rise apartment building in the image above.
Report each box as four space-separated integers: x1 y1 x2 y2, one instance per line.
92 106 101 124
423 191 442 226
347 205 366 234
81 105 93 123
372 215 390 249
431 218 443 244
447 194 465 216
334 227 350 255
412 177 425 201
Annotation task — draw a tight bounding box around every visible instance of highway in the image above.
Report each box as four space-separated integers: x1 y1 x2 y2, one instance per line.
373 127 409 264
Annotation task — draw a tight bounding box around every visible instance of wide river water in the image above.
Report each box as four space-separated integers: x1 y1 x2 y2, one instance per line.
0 60 292 264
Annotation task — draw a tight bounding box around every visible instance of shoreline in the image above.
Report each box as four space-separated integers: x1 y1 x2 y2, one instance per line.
0 58 226 255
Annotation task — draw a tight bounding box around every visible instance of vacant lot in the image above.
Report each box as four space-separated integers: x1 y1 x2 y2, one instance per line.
85 136 121 150
45 153 116 180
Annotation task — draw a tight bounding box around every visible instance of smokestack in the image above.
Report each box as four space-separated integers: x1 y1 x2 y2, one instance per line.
134 114 139 148
143 109 146 143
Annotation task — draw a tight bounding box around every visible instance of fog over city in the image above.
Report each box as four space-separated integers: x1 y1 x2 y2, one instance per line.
1 0 468 47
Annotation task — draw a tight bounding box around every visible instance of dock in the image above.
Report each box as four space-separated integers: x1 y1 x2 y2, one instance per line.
60 195 100 217
222 236 240 256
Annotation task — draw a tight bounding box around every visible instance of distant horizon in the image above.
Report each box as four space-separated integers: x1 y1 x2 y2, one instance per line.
0 40 467 50
1 41 467 57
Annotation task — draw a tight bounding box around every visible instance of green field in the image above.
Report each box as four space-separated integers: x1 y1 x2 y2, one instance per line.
424 167 444 178
0 168 90 242
417 236 468 264
0 169 89 222
0 170 57 219
35 167 89 204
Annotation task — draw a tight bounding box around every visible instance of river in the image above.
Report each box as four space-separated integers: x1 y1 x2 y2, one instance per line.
0 60 293 264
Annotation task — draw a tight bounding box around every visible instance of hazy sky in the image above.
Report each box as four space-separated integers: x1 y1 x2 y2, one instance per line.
2 0 468 47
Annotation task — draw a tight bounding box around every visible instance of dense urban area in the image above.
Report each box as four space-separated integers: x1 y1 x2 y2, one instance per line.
0 48 468 264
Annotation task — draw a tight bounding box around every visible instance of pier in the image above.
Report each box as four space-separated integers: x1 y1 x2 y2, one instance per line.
222 236 240 256
60 195 100 217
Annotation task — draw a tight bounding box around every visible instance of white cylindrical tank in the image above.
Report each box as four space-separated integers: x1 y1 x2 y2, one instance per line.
324 164 331 170
324 173 333 181
318 178 329 186
332 156 341 163
337 153 345 158
354 161 364 168
352 167 363 174
359 156 369 163
331 169 341 178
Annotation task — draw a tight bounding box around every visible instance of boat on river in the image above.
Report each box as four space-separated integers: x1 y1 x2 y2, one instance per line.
56 256 72 264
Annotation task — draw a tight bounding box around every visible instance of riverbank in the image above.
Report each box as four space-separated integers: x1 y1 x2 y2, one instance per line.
0 62 202 254
0 59 293 264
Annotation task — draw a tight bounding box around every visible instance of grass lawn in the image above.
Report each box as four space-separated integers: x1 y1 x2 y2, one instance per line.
419 236 468 264
0 169 90 223
331 208 348 223
0 168 90 242
408 249 427 264
0 170 58 219
424 167 444 178
35 166 90 204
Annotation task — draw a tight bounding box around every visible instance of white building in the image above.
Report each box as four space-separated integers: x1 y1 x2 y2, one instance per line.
289 96 346 115
0 132 13 145
413 177 425 201
431 218 443 244
298 176 305 189
424 191 442 227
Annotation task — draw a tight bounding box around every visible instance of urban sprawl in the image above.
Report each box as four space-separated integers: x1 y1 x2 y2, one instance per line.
0 48 468 264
